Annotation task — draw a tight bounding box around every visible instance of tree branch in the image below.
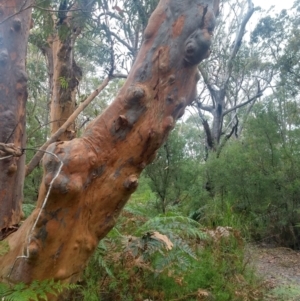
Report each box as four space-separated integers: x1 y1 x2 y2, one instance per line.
216 118 238 157
198 65 214 94
103 25 135 55
223 0 254 87
223 89 262 116
196 101 214 113
0 2 96 25
25 77 111 176
198 65 217 107
112 73 128 79
96 11 123 22
202 119 214 150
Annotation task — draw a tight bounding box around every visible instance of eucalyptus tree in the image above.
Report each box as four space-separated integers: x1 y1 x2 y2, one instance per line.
251 1 300 139
25 0 161 176
0 0 220 294
29 0 100 141
200 1 300 246
195 0 272 154
0 0 33 236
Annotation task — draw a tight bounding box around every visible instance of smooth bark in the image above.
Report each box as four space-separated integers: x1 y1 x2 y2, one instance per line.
0 0 33 236
25 77 111 176
0 0 219 290
46 1 94 141
196 0 256 151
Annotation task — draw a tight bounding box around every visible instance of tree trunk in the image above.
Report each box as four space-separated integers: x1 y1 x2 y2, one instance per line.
48 2 85 141
48 33 82 141
0 0 33 237
211 89 225 148
198 88 225 151
0 0 219 289
196 0 256 153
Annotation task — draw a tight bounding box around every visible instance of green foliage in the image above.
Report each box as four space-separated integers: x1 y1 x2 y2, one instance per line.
252 4 300 96
151 237 261 301
59 76 69 89
0 279 78 301
0 241 10 256
144 122 205 214
72 204 263 301
58 24 71 42
134 212 206 240
269 284 300 301
200 100 300 247
17 1 300 301
22 204 36 219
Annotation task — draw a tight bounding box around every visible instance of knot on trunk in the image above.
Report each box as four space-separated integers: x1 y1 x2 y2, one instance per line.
123 174 138 191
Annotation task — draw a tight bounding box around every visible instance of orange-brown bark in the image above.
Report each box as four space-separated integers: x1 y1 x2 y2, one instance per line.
49 32 82 141
25 77 111 177
0 0 33 235
47 3 85 141
0 0 219 289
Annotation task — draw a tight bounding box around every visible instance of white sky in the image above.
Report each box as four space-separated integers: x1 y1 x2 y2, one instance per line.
253 0 295 11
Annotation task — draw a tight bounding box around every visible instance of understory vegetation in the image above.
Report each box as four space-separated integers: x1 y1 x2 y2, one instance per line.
70 207 262 301
2 0 300 300
20 103 300 300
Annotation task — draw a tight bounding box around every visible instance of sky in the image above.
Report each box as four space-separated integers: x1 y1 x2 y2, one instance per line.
253 0 295 11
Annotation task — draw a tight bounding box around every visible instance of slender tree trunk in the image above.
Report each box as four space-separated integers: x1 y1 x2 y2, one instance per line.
0 0 33 237
199 88 225 151
211 90 225 147
47 2 88 141
49 30 82 141
0 0 219 290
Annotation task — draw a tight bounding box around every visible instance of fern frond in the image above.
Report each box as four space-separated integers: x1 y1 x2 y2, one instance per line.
135 214 207 241
0 279 78 301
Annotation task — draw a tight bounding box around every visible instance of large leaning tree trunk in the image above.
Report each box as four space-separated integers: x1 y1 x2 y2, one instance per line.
0 0 219 288
0 0 33 237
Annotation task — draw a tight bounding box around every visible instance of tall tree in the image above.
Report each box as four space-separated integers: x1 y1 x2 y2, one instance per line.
36 0 95 141
251 1 300 144
24 0 159 176
195 0 271 154
0 0 219 293
0 0 33 238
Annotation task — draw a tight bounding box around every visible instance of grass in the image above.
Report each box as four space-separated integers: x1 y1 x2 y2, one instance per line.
267 284 300 301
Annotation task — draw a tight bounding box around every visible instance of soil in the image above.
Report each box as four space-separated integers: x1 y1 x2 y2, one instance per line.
247 245 300 300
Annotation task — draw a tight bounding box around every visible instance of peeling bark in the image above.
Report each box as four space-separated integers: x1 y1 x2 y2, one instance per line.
0 0 219 289
0 0 33 235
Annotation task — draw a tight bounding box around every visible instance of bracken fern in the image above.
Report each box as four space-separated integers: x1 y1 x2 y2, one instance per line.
0 279 78 301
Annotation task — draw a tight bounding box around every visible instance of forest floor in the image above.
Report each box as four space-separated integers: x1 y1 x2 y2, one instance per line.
247 245 300 300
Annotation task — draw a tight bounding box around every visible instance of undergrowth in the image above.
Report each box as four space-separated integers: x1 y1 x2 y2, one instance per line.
71 203 264 301
0 279 78 301
267 284 300 301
